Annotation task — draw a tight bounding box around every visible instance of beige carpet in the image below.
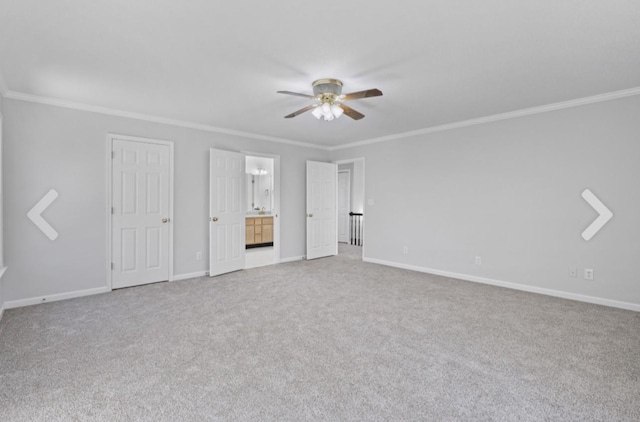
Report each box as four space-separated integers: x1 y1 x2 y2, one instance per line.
1 245 639 421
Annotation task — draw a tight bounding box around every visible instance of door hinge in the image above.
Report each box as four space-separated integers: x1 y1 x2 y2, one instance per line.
111 151 115 159
111 262 114 270
111 207 114 214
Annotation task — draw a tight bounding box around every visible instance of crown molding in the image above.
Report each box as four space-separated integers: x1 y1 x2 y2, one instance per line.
330 86 640 151
4 86 639 153
3 90 330 151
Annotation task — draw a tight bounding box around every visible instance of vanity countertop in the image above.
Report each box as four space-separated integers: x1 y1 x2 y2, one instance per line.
246 213 272 218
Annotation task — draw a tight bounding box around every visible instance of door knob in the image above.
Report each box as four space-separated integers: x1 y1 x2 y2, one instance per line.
162 218 168 223
307 213 313 218
212 217 218 222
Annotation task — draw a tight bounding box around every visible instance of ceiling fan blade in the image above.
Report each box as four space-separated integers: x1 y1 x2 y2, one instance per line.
339 104 365 120
284 104 318 118
341 88 383 101
277 90 316 99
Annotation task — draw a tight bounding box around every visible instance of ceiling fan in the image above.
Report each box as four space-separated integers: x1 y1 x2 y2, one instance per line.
277 79 382 121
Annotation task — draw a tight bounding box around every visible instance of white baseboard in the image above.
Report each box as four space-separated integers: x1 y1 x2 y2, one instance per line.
279 256 305 263
0 303 5 324
364 258 640 313
4 286 111 310
173 271 208 281
245 262 276 269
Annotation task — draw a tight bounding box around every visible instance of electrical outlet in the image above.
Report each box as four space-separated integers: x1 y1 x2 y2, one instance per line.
196 251 202 260
569 267 577 278
475 256 482 265
584 268 594 280
402 246 409 255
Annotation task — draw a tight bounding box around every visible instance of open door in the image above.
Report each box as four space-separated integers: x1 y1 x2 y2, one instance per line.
306 161 338 259
210 149 246 276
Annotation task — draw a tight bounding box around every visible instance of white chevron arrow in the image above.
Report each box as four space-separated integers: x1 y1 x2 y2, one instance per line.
27 189 59 240
581 189 612 241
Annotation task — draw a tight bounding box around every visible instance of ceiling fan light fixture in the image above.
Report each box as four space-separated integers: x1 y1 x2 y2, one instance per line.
331 104 344 118
311 107 323 119
311 101 342 121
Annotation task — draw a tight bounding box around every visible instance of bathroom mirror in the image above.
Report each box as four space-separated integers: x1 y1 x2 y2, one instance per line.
246 156 274 213
248 173 272 211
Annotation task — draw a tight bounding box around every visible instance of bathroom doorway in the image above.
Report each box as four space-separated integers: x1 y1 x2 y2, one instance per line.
334 158 365 261
244 153 280 268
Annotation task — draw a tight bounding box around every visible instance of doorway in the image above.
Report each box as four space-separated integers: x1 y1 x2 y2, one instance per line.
244 153 280 268
338 169 351 243
107 134 174 289
335 158 365 260
208 150 281 275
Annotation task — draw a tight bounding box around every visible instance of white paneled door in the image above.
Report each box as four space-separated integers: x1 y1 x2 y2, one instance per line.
306 161 338 260
112 138 171 289
338 170 350 243
209 149 246 276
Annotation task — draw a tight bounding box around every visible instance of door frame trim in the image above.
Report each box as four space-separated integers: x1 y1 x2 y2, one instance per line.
106 133 175 291
241 151 281 264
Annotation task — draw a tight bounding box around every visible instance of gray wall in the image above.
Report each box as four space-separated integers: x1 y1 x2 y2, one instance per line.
0 93 5 313
3 99 328 303
331 95 640 307
3 94 639 309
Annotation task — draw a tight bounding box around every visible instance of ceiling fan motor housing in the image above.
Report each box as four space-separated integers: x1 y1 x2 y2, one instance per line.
312 79 343 100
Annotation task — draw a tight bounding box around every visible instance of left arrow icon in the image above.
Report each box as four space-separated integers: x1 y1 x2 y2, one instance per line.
27 189 59 240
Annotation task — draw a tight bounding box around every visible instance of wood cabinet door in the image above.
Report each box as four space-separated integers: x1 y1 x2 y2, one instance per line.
246 224 255 244
262 222 273 243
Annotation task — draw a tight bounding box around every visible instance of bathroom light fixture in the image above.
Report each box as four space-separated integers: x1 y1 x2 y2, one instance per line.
254 168 267 176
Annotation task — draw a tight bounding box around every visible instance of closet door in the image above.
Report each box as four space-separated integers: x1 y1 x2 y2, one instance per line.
112 138 171 289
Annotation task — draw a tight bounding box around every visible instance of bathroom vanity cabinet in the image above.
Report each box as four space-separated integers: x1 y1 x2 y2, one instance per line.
246 216 273 248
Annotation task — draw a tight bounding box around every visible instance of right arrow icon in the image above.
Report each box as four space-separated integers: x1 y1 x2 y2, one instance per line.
581 189 613 241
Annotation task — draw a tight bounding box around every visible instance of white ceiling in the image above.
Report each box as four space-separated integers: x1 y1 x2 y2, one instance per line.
1 1 639 149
